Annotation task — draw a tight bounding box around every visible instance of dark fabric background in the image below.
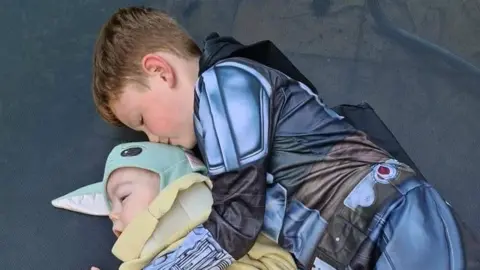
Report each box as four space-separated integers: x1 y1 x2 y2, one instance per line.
1 0 479 269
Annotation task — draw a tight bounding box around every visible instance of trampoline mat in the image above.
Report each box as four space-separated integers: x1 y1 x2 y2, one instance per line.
1 101 436 270
2 1 480 269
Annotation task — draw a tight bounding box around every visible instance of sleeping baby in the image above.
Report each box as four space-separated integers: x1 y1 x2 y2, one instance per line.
51 142 296 270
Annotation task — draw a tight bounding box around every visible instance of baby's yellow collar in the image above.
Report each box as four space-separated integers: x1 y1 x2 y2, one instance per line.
110 173 212 270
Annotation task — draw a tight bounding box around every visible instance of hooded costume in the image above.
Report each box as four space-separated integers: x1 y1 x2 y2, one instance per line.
51 142 296 270
149 33 478 269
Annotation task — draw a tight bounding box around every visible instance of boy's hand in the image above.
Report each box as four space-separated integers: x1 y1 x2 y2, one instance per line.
90 267 100 270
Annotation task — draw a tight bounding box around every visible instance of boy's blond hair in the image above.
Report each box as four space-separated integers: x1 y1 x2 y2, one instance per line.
92 6 201 125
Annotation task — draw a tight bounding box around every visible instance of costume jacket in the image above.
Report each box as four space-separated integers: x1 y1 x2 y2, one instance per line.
148 33 480 270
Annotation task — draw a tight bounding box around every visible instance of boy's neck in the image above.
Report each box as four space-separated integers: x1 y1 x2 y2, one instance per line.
183 56 200 95
186 55 200 82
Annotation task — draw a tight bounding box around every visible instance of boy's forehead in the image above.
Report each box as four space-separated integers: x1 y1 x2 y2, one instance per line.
111 88 137 110
109 90 141 126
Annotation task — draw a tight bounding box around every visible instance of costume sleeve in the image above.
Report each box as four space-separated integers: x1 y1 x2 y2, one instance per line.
194 60 272 260
145 60 273 269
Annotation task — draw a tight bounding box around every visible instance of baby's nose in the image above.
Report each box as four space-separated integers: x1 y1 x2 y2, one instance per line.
108 213 119 221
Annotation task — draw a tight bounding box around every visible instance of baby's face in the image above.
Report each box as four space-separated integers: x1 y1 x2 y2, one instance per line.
106 167 160 237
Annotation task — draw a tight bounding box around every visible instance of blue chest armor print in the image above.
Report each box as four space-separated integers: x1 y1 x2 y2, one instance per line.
193 61 271 175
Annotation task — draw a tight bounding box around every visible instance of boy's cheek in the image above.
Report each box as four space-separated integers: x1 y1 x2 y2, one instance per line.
145 118 172 137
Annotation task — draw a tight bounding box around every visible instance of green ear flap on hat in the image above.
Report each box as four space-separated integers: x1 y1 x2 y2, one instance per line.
51 142 208 217
51 182 109 216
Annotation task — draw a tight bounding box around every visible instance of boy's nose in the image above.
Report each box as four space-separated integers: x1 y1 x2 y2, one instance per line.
145 131 160 143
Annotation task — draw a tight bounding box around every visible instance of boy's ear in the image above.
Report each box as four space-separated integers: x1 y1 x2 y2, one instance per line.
51 182 109 216
141 53 176 89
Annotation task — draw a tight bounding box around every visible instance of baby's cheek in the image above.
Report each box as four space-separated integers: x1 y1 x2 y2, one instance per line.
124 199 152 226
121 205 139 227
120 212 133 228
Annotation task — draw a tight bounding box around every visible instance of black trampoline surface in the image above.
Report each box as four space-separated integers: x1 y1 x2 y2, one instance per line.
1 0 479 269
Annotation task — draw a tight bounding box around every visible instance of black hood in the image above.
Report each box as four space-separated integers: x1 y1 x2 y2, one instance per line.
198 32 245 74
197 32 318 93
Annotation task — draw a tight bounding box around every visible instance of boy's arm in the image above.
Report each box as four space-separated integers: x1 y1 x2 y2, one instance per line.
146 60 272 270
194 60 272 260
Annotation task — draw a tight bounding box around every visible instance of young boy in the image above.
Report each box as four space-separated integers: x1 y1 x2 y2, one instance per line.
52 142 296 270
91 6 480 270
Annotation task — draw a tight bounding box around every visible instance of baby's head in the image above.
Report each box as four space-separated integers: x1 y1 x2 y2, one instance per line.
52 141 207 237
92 6 201 149
100 142 207 238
